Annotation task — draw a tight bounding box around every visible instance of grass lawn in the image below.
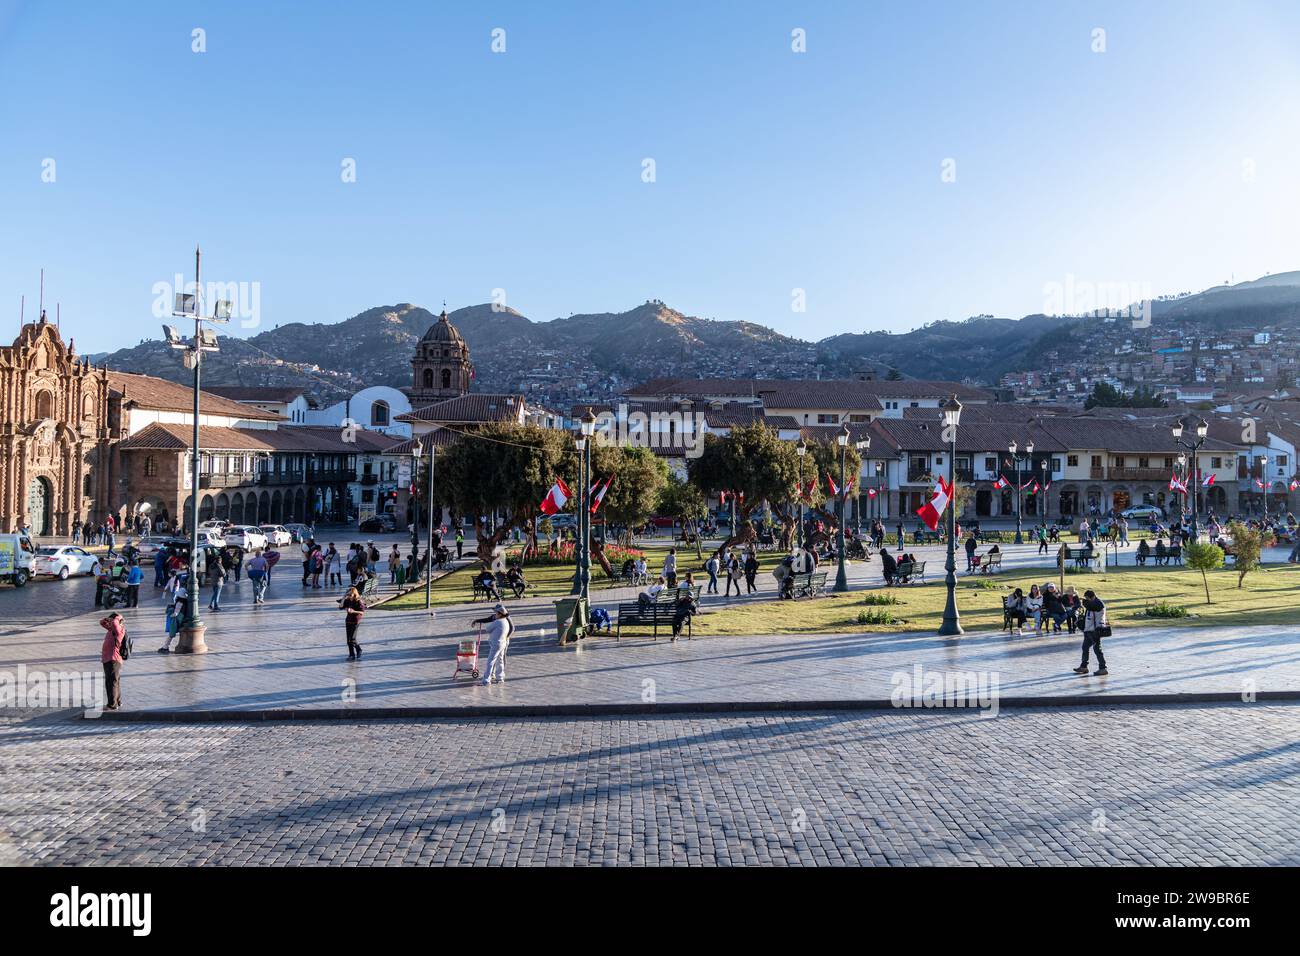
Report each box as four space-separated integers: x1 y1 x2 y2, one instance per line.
690 563 1300 636
377 541 805 611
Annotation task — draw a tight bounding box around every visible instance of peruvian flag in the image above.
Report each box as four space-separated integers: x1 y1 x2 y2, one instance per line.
1026 480 1041 495
719 491 728 504
867 487 878 499
1256 479 1266 490
826 473 839 497
1291 479 1299 491
590 474 614 514
916 476 953 531
844 475 856 498
1169 475 1187 493
539 477 572 515
992 476 1009 490
1201 474 1216 487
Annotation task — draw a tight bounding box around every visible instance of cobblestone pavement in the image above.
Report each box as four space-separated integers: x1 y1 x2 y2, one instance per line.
1 703 1296 865
1 543 1298 713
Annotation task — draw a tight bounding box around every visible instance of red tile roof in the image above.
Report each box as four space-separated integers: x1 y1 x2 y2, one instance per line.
107 372 282 421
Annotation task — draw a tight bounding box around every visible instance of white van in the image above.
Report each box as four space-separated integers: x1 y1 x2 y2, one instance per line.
0 533 38 587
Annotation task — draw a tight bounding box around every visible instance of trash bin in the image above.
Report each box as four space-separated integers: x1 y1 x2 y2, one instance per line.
553 596 589 644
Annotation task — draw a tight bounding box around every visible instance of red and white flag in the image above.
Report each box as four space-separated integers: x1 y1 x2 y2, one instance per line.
590 474 614 514
1169 475 1187 493
867 487 878 499
826 473 839 497
992 476 1008 490
1291 479 1299 492
1255 479 1266 490
916 476 953 531
844 475 856 497
1201 474 1216 487
1027 480 1041 495
539 477 572 515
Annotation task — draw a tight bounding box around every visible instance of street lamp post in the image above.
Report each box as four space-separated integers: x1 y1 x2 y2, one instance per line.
410 445 421 555
1008 439 1034 544
1177 453 1188 521
572 410 596 600
795 439 807 552
834 425 850 592
161 246 231 655
938 396 963 636
1172 418 1208 539
1262 455 1271 524
1040 459 1049 523
411 439 435 610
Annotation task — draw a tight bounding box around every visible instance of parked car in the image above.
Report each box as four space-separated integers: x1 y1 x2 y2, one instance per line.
548 514 578 530
358 514 396 533
1120 504 1165 520
259 524 292 546
33 545 102 580
193 528 227 549
283 523 314 543
224 525 268 551
0 532 39 586
134 535 181 558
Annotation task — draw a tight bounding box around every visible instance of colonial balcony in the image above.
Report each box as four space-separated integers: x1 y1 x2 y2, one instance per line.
257 471 305 486
199 472 258 489
1099 467 1170 482
306 468 356 483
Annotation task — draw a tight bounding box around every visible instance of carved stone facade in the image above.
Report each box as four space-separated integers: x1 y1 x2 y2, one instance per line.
0 317 112 535
404 310 472 407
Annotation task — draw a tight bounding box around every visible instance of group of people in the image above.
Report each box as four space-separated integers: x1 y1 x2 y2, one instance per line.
1004 584 1111 675
300 540 385 590
704 546 760 596
878 546 922 586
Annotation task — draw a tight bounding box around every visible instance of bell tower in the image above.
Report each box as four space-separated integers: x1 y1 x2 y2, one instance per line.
407 309 472 407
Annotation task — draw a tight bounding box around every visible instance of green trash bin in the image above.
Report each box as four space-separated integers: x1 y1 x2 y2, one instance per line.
553 596 589 644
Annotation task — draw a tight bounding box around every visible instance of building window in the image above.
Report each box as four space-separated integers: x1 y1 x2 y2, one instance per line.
849 414 870 423
144 456 158 478
361 490 374 503
441 369 452 390
1138 457 1149 468
371 400 390 426
1211 456 1222 469
33 390 54 419
1091 455 1102 468
1278 454 1289 468
422 369 434 389
984 456 996 471
816 414 839 424
1050 458 1061 472
1067 455 1079 467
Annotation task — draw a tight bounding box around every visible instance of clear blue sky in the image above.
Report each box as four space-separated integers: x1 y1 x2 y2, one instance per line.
3 0 1299 354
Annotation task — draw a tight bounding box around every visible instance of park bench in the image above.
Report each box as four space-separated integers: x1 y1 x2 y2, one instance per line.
1060 546 1100 570
972 551 1002 574
786 570 828 599
979 530 1005 544
470 574 502 601
616 591 698 640
894 560 927 585
1152 544 1183 566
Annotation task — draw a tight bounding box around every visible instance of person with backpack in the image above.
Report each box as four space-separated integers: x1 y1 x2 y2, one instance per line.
338 586 367 660
473 604 514 685
99 611 128 710
1073 589 1110 676
207 551 226 611
705 553 719 594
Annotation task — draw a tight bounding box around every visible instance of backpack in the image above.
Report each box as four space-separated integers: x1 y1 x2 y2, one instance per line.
119 625 133 661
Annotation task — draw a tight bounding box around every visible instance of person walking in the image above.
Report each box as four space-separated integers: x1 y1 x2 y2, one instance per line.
99 611 127 711
663 548 678 588
705 553 719 594
1072 589 1110 676
455 529 464 560
724 551 742 597
473 604 514 685
744 549 759 593
1036 524 1049 555
326 544 342 587
125 560 143 608
388 545 401 584
338 586 366 660
207 551 226 611
247 551 269 604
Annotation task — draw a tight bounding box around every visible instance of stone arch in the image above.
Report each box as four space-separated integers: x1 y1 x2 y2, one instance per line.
423 368 434 389
215 493 230 520
33 389 54 419
199 494 215 523
271 490 283 524
259 491 271 524
371 400 390 427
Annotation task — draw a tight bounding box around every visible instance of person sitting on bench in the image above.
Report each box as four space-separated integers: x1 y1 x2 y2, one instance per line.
505 564 527 599
474 568 501 601
879 547 898 586
1136 539 1151 565
638 577 666 608
671 588 699 641
1153 537 1168 566
1005 588 1028 635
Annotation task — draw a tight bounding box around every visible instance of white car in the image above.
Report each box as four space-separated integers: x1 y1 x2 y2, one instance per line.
259 524 292 547
135 535 181 557
33 545 101 580
194 528 227 549
224 526 268 551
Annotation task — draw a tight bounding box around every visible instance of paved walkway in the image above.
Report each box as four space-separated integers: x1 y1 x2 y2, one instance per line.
2 542 1297 715
2 702 1296 864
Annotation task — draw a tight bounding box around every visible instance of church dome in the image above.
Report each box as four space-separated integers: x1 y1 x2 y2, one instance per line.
420 310 466 347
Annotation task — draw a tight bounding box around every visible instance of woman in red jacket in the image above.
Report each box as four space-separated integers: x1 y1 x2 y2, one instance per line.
99 612 125 710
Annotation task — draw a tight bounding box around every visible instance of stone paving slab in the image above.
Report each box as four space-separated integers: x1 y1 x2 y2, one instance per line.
1 541 1297 716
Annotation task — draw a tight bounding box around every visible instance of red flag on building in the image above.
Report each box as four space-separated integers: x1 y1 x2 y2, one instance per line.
992 476 1009 490
590 474 614 514
1202 474 1216 487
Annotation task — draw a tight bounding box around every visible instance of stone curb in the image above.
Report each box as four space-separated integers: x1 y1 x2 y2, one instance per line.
90 689 1300 722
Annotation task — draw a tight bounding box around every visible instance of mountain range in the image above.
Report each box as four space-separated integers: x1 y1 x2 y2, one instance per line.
87 271 1300 405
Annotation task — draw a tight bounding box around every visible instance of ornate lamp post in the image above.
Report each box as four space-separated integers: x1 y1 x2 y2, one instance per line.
410 438 436 610
1008 439 1034 544
1262 455 1271 524
1172 417 1208 539
571 410 596 600
409 443 422 555
795 438 807 552
161 246 230 655
1040 459 1050 523
938 396 963 636
834 425 850 592
1177 453 1188 521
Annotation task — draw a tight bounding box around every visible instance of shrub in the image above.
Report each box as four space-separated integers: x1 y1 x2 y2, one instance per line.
1225 521 1266 590
969 579 1002 590
1143 600 1189 619
861 592 899 605
857 607 897 625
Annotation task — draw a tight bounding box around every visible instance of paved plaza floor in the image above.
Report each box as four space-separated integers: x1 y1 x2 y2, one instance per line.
2 541 1297 715
1 702 1296 865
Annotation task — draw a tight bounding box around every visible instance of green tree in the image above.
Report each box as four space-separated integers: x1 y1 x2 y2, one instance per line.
657 474 708 559
1083 382 1127 409
687 423 800 558
1183 540 1224 604
1225 520 1266 589
590 444 668 549
436 423 575 565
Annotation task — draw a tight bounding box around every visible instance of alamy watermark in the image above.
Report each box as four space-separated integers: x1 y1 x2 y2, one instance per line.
890 664 1000 718
1043 273 1152 328
152 275 262 329
593 403 707 458
0 665 104 717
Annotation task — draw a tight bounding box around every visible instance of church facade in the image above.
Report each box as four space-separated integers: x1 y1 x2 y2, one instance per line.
0 317 113 535
403 310 473 408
